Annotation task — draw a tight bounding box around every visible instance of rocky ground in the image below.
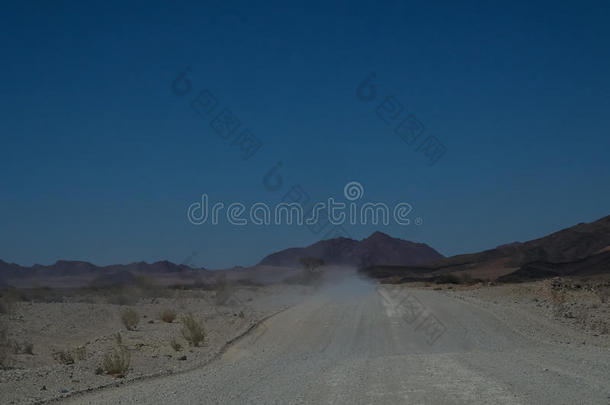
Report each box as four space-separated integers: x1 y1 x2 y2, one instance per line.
424 276 610 347
1 276 609 404
0 284 309 404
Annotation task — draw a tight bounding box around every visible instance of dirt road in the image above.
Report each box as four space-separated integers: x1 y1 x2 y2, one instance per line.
62 279 610 404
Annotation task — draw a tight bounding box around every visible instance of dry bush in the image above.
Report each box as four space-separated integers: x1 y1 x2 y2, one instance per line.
121 308 140 330
160 309 177 323
75 345 86 361
53 350 74 365
102 345 130 377
170 337 182 352
181 313 205 347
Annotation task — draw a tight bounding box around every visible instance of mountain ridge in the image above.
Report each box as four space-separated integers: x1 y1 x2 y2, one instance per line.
258 231 444 267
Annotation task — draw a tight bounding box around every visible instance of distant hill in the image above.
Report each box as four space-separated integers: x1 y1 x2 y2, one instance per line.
258 231 444 268
2 215 608 287
436 215 610 270
0 259 208 288
497 251 610 282
363 215 610 282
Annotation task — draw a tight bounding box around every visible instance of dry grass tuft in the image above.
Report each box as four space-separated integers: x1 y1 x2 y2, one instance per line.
53 350 74 365
75 345 86 361
160 309 177 323
120 308 140 330
102 345 130 377
181 313 205 347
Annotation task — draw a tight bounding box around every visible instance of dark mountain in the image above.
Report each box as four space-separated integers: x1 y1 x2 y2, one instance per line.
497 251 610 283
434 214 610 271
2 215 608 287
363 215 610 282
0 260 199 279
258 231 444 268
0 259 208 288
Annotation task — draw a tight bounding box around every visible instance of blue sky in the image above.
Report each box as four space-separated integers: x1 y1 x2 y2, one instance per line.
1 1 609 268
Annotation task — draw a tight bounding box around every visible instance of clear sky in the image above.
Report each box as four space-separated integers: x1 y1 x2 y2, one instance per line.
1 1 609 268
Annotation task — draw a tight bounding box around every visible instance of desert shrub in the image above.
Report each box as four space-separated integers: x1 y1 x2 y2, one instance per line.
102 345 130 377
120 308 140 330
160 309 177 323
170 337 182 352
181 313 205 347
75 345 86 361
53 350 74 365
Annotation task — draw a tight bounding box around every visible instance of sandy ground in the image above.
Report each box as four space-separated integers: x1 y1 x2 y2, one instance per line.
0 284 310 404
1 276 609 404
50 277 610 405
